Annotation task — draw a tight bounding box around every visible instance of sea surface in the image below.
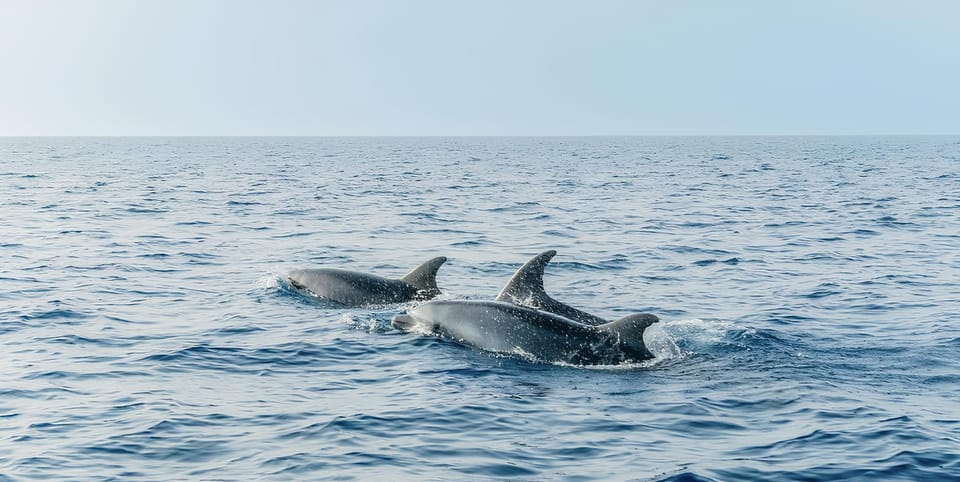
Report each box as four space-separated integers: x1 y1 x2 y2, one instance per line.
1 136 958 481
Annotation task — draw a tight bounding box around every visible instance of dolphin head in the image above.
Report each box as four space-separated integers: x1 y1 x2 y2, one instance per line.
391 304 440 333
601 313 659 361
391 313 419 330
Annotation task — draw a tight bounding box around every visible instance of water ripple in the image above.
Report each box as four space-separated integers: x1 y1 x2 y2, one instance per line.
1 136 958 480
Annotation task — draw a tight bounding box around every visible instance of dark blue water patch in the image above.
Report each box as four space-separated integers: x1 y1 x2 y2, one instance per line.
846 228 880 236
0 275 41 283
710 465 944 482
273 208 310 216
450 239 485 247
875 216 922 229
762 310 819 326
178 251 223 259
0 318 27 334
692 257 742 267
37 334 135 347
182 251 224 264
272 231 318 238
805 288 841 299
457 461 539 477
125 206 169 214
661 245 733 256
137 252 171 258
420 227 479 235
798 251 880 262
141 340 377 373
844 302 897 312
99 315 140 324
174 220 213 226
0 388 35 399
656 472 719 482
204 325 267 337
524 213 551 221
83 437 232 464
763 220 811 228
677 220 718 228
22 369 151 381
261 456 329 476
20 308 91 322
595 255 631 269
19 263 51 271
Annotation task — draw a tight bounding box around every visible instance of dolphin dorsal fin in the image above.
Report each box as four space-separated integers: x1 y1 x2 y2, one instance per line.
400 256 447 294
496 250 609 325
496 250 557 303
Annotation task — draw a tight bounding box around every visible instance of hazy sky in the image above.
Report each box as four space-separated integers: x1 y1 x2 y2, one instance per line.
1 0 958 135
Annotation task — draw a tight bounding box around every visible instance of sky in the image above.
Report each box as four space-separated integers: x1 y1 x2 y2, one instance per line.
1 0 958 136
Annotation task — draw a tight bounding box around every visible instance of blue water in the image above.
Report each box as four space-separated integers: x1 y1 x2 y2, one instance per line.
1 137 958 481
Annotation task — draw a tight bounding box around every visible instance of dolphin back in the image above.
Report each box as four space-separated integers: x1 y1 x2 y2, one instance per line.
399 256 447 298
394 300 659 364
496 250 607 325
287 268 418 305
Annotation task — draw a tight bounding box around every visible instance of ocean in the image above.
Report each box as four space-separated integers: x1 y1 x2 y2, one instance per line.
1 136 958 480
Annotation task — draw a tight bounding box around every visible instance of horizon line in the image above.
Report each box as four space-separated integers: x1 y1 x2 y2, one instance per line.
1 133 958 138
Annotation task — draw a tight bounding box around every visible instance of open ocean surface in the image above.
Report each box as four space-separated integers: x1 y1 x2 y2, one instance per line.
1 136 958 481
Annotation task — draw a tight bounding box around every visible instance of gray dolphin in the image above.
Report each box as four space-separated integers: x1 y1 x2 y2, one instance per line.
496 250 608 325
391 300 658 364
286 256 447 306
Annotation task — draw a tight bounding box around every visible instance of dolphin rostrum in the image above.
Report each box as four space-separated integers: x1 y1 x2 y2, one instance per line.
496 250 609 325
391 300 659 364
286 256 447 306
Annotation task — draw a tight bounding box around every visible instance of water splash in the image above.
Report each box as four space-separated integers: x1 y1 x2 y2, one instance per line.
338 312 394 334
643 321 683 361
661 318 744 350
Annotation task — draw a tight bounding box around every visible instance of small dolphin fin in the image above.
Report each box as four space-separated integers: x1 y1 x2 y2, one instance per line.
400 256 447 296
601 313 659 360
496 250 557 303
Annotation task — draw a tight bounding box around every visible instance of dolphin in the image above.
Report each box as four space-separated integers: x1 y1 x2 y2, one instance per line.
391 300 658 365
286 256 447 306
496 250 609 325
